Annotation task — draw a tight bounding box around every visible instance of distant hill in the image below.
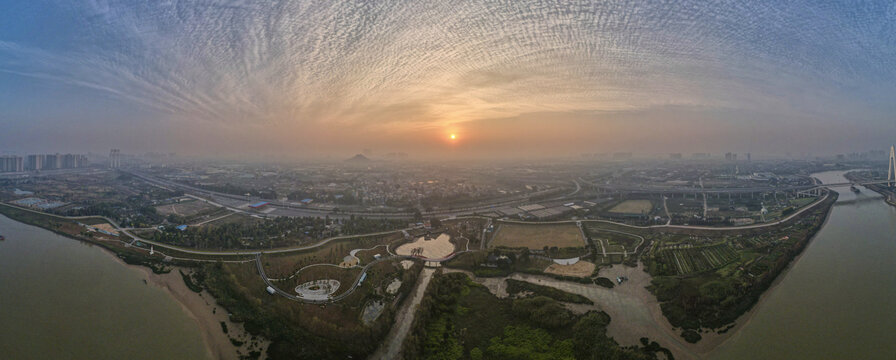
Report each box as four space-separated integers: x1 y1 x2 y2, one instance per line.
345 154 371 163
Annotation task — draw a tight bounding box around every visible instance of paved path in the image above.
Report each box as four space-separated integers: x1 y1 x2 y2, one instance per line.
0 201 409 258
369 267 435 360
663 195 672 225
478 189 831 231
1 184 831 264
190 211 235 226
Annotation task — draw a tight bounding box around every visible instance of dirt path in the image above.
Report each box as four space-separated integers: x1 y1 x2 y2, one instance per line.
369 267 435 359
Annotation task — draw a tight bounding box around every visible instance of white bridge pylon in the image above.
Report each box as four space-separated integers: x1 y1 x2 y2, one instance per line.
888 145 895 187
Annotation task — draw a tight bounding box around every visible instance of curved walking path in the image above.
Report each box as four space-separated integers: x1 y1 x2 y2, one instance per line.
260 237 474 303
589 227 646 255
255 253 412 304
0 201 409 258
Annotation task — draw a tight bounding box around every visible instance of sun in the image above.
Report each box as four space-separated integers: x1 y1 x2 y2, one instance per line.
450 134 456 140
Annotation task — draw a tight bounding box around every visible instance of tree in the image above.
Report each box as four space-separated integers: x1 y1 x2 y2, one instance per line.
414 209 423 222
486 325 574 360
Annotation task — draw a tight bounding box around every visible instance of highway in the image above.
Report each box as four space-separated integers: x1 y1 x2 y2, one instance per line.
581 177 891 195
1 175 840 264
478 188 832 231
125 169 581 219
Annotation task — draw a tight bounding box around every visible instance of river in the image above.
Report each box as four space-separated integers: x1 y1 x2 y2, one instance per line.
0 214 211 360
712 171 896 359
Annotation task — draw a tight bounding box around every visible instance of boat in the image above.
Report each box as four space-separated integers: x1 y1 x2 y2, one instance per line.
850 185 861 193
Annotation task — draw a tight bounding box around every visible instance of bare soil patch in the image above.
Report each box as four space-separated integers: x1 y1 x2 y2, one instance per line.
490 223 584 249
544 260 595 277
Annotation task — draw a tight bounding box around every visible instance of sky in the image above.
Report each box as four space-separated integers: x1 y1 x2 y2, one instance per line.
1 0 895 160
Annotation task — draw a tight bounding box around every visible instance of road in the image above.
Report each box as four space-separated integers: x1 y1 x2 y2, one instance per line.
1 182 832 265
486 189 831 231
583 178 890 195
126 169 582 219
0 201 407 257
369 267 435 360
662 195 672 225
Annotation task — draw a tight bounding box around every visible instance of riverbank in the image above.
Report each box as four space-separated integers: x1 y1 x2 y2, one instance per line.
708 171 896 359
72 235 270 360
438 190 839 360
0 208 268 360
701 188 838 357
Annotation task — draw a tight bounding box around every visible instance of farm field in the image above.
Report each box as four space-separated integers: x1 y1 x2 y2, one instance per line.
154 199 217 216
656 242 739 275
608 199 654 214
489 223 584 249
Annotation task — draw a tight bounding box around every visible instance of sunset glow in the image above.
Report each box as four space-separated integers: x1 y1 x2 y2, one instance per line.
1 1 894 159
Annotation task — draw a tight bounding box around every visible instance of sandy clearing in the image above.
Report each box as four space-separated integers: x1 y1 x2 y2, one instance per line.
544 260 595 277
91 223 120 235
395 234 455 259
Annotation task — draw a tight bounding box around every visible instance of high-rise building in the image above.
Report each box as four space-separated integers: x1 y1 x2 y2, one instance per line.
0 155 23 172
109 149 121 169
60 154 86 169
22 153 85 171
25 154 44 171
43 154 60 170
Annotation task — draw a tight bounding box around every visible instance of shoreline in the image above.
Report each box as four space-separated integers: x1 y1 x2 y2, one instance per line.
698 189 838 357
98 249 270 360
0 210 268 360
441 190 840 360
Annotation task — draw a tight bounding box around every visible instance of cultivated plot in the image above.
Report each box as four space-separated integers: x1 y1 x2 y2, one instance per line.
154 199 217 217
608 199 654 214
490 223 585 249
